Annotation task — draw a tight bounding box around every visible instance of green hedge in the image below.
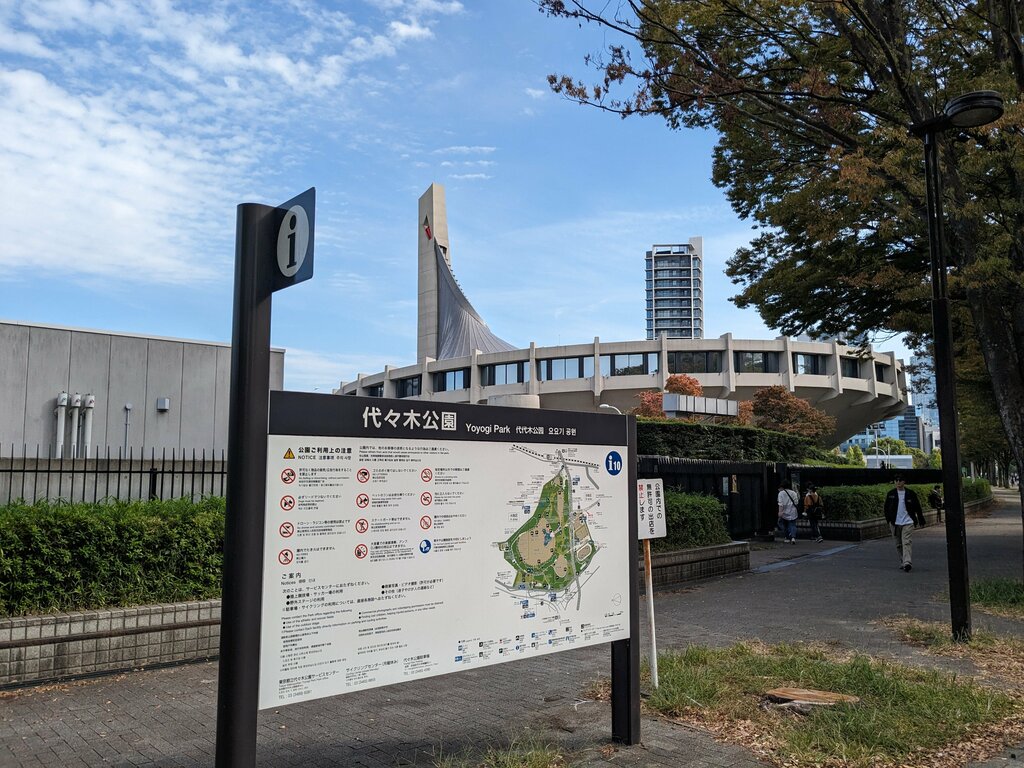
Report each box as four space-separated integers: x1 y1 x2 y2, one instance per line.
652 491 732 552
638 419 815 462
820 479 992 522
0 497 225 617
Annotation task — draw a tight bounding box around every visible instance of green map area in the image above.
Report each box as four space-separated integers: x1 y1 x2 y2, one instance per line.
500 469 597 591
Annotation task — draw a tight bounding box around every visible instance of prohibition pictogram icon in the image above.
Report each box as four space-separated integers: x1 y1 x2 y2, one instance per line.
420 468 433 482
420 491 432 506
279 521 294 538
357 468 371 483
420 515 432 530
354 544 368 560
280 495 295 511
355 518 369 534
356 493 370 509
280 468 296 484
277 549 294 566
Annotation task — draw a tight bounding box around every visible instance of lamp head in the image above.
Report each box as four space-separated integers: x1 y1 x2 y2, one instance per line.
944 90 1003 129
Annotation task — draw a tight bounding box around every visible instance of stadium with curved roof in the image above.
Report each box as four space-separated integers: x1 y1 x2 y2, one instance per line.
335 184 908 442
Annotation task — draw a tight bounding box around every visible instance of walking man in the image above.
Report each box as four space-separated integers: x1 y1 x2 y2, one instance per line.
884 475 925 572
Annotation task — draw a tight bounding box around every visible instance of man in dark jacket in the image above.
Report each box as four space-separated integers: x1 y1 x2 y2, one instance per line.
884 476 925 572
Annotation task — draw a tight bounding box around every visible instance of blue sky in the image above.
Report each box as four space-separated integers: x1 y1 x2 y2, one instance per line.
0 1 910 392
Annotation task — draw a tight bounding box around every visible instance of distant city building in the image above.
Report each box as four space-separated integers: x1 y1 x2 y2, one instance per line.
840 402 928 455
898 404 925 450
910 354 941 452
645 240 703 340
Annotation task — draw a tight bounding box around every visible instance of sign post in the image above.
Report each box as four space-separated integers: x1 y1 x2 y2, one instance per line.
637 478 666 689
216 188 314 768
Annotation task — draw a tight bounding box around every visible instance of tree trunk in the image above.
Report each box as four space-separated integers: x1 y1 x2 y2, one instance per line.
965 285 1024 582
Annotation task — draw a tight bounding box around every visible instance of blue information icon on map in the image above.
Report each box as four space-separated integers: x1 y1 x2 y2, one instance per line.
605 451 623 476
419 539 432 554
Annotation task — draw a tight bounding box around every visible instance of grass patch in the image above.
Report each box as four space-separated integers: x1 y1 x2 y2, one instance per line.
972 578 1024 619
885 616 1024 689
432 737 569 768
646 642 1021 767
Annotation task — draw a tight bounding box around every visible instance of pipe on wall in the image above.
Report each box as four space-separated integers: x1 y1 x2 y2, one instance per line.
54 391 68 458
68 393 81 459
82 394 95 459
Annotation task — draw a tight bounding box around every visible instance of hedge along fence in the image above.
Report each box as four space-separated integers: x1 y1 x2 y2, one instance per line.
0 497 224 617
653 491 732 553
819 479 992 522
637 419 818 462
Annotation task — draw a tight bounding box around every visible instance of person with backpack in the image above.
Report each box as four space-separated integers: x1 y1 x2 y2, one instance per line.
803 484 825 542
777 480 800 544
927 484 944 522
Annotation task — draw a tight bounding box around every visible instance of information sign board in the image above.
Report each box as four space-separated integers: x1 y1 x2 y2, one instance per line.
636 479 666 540
259 392 633 709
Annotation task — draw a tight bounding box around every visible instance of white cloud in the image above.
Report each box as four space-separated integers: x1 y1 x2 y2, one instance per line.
390 19 433 40
0 21 55 58
434 145 496 155
284 347 397 391
449 173 492 180
0 0 464 285
524 87 545 99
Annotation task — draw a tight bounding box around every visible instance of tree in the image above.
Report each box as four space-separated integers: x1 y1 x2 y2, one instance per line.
749 385 838 444
665 373 703 396
541 0 1024 507
846 444 867 467
632 389 666 418
867 436 910 456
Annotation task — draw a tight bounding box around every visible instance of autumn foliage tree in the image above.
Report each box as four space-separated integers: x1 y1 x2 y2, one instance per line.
632 389 665 418
749 386 837 445
665 374 703 396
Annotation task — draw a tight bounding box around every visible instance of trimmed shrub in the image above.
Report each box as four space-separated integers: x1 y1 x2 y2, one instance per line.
638 419 815 462
652 491 732 552
962 477 991 502
0 497 225 616
819 480 993 522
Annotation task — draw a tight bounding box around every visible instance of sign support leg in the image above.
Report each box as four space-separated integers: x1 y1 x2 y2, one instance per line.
643 539 658 689
611 416 641 744
216 203 275 768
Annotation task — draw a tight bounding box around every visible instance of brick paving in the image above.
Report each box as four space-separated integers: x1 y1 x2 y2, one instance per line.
0 490 1021 767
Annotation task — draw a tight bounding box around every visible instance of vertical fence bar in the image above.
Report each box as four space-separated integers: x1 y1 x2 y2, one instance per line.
20 444 26 504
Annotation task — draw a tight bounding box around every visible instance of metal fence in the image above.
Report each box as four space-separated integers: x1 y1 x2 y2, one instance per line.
0 445 227 504
639 455 780 538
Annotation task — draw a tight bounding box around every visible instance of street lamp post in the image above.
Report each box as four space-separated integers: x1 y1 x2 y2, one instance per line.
910 90 1003 641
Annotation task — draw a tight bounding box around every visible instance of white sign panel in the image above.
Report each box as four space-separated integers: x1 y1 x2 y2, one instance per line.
636 479 666 540
259 413 631 709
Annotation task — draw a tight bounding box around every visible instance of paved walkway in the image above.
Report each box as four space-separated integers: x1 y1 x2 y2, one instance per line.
1 490 1022 768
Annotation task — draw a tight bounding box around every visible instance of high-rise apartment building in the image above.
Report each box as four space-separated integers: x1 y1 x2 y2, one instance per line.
646 239 704 339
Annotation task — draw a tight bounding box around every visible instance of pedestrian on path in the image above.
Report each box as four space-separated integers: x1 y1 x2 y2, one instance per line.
884 475 925 572
928 484 944 522
777 481 800 544
803 484 824 542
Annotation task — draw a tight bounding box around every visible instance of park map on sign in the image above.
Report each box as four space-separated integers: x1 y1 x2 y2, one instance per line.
497 446 601 611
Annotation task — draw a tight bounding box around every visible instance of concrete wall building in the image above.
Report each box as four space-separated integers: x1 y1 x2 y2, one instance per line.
0 320 284 457
336 184 909 444
646 240 703 340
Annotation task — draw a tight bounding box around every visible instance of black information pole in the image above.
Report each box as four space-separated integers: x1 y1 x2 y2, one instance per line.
216 189 315 768
611 415 641 744
216 202 276 768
